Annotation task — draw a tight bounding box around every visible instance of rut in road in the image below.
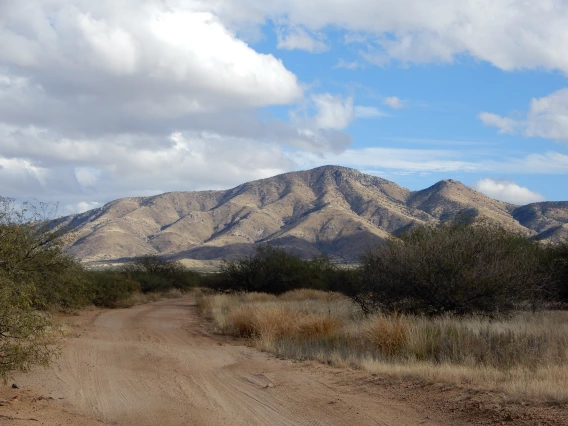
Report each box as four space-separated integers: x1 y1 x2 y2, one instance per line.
17 298 451 426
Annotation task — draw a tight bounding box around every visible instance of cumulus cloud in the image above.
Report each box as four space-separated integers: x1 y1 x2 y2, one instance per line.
478 112 519 134
277 27 328 52
480 89 568 142
0 127 296 205
292 93 386 136
311 94 354 130
383 97 404 109
0 1 363 213
205 0 568 74
471 178 545 205
0 3 303 135
2 0 567 214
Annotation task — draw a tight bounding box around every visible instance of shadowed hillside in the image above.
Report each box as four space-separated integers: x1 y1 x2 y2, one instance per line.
54 166 568 264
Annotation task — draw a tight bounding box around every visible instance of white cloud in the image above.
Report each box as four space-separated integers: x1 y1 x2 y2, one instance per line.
354 106 385 119
311 94 354 130
294 148 568 176
0 2 303 130
334 59 362 70
0 2 362 211
471 178 545 205
293 147 481 173
0 127 297 205
64 201 101 215
480 89 568 142
74 167 101 189
478 112 520 134
383 97 404 109
525 89 568 141
204 0 568 74
497 151 568 175
277 27 328 52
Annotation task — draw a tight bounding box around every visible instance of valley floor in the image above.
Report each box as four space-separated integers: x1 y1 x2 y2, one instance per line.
0 298 566 425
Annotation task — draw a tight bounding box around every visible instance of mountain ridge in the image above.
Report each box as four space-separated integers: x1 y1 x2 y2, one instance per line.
53 165 568 266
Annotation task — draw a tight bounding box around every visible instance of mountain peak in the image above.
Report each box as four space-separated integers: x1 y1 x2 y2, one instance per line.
54 166 568 266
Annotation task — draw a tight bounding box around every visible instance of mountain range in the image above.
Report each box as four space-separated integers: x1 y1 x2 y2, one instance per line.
54 165 568 267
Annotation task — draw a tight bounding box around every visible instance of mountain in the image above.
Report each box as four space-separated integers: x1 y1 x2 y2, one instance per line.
54 166 568 266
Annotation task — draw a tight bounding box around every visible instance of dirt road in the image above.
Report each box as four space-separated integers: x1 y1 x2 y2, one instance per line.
0 298 489 425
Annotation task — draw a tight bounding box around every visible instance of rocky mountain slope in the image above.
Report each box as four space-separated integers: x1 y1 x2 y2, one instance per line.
54 166 568 265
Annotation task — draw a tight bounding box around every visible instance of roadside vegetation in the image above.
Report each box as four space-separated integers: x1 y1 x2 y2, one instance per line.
3 194 567 400
199 218 568 402
197 290 568 402
0 197 200 381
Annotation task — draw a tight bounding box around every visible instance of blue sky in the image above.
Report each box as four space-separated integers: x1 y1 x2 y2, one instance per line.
256 24 568 201
1 1 567 213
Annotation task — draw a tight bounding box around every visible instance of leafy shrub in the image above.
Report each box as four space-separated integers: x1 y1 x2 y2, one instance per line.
124 255 200 292
356 219 550 316
0 197 84 380
216 246 335 294
0 199 91 311
548 242 568 303
86 270 141 308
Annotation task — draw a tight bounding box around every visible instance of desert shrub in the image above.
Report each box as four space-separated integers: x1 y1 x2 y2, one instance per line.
357 219 550 316
548 242 568 303
124 255 200 292
0 198 84 380
86 270 141 308
0 277 57 382
216 246 336 294
0 199 91 311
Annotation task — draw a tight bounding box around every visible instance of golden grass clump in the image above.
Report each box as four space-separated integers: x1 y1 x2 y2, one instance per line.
297 314 343 338
228 305 299 339
242 292 279 303
198 290 568 403
279 289 335 301
364 314 409 356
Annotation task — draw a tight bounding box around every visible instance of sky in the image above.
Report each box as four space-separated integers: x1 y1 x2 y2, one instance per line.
1 0 568 215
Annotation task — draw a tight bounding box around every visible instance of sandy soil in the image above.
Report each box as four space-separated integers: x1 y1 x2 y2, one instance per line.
1 298 566 425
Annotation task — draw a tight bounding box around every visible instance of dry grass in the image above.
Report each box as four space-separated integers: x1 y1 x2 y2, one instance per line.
197 290 568 403
364 314 408 357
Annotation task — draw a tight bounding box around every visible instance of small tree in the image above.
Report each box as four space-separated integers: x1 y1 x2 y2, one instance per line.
125 255 199 292
0 277 56 382
86 270 141 308
0 199 91 311
356 219 549 316
218 246 334 294
548 242 568 303
0 198 86 381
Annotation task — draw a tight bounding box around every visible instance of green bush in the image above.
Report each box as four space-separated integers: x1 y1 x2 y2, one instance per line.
0 200 91 311
0 197 85 380
124 255 200 293
86 270 140 308
356 219 550 316
217 246 336 294
548 242 568 303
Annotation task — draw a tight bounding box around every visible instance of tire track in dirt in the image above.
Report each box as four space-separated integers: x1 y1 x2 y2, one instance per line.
6 298 452 425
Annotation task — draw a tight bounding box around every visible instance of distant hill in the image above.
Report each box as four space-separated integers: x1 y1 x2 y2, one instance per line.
53 165 568 266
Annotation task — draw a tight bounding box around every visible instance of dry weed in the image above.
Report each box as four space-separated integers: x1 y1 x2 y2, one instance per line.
364 314 409 356
198 290 568 402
